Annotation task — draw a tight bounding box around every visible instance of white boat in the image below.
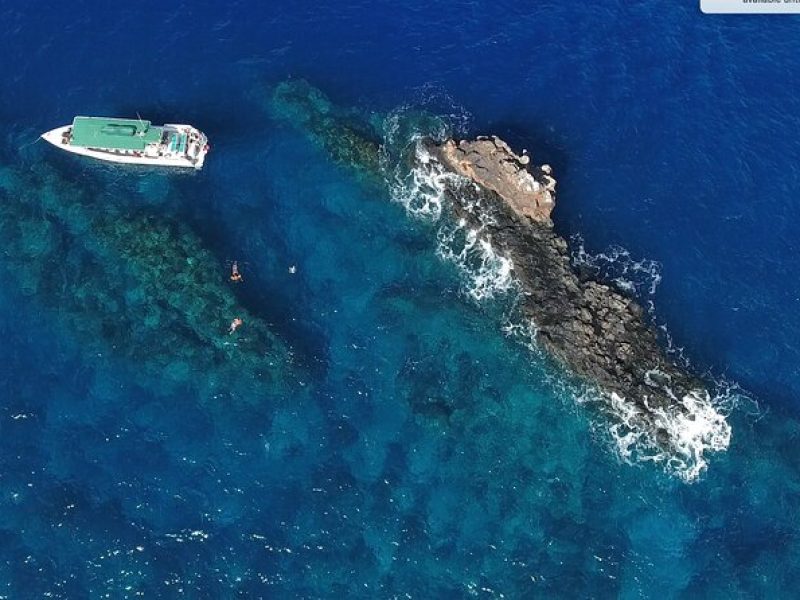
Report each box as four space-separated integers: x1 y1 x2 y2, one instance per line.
41 116 209 169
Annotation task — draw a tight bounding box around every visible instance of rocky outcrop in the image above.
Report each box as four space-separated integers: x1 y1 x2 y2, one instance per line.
425 137 704 417
268 80 718 458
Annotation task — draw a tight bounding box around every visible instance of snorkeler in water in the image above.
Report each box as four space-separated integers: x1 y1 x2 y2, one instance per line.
230 261 243 283
229 317 243 335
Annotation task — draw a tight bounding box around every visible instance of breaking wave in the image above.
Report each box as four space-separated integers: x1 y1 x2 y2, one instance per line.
399 142 517 301
503 318 736 482
437 218 516 301
385 141 455 220
600 387 733 482
566 237 737 479
571 235 662 302
380 109 517 302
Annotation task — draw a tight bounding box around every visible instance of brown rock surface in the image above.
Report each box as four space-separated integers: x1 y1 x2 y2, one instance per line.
438 136 556 223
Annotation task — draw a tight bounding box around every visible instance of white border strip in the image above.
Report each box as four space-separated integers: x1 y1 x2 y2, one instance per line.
701 0 800 13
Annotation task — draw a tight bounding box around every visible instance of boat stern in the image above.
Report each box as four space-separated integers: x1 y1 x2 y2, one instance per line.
190 128 210 170
162 124 209 169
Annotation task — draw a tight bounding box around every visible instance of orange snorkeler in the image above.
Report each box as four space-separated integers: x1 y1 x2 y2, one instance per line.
230 261 243 283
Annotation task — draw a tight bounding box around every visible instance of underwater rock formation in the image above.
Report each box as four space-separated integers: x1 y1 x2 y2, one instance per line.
268 80 728 469
271 79 383 180
0 163 294 402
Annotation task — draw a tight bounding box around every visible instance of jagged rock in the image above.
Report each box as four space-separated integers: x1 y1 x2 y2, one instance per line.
426 137 705 414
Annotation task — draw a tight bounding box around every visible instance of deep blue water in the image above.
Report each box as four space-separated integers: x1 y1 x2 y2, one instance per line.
1 0 800 597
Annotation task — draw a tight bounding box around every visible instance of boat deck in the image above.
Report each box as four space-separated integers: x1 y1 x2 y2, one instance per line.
41 119 209 169
167 131 189 155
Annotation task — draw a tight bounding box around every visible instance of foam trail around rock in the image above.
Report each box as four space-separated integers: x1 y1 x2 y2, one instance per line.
605 388 733 482
436 219 516 301
502 315 734 482
385 137 459 220
384 124 734 483
387 139 517 301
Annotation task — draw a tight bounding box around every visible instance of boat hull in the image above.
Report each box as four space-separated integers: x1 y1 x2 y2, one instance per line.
41 124 209 169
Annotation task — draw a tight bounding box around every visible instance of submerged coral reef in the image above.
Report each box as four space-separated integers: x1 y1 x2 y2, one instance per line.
271 80 383 179
0 162 295 402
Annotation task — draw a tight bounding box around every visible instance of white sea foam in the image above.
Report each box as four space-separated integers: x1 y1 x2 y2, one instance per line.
382 123 517 302
501 311 735 482
571 236 663 300
437 218 516 301
380 99 472 222
566 237 736 479
602 386 733 482
386 142 457 220
501 314 540 347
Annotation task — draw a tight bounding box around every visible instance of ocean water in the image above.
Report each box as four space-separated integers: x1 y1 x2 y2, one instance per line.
1 0 800 597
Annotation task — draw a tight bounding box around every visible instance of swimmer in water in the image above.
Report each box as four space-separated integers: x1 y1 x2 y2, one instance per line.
230 261 243 283
229 317 243 335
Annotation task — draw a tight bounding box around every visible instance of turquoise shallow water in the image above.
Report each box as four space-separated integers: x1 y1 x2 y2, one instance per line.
1 1 800 597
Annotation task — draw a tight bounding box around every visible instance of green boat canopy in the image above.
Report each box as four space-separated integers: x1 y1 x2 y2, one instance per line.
70 116 163 151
